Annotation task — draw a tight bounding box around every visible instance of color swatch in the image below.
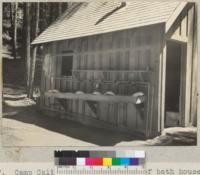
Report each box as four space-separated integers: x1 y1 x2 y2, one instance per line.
54 150 145 166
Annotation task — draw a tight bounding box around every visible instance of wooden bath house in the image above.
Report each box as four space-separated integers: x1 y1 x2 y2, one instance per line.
32 1 197 138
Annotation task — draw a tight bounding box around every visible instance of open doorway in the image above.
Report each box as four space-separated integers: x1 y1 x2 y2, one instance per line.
165 41 184 127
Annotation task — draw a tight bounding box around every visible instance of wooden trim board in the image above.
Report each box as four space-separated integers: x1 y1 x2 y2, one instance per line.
45 91 144 103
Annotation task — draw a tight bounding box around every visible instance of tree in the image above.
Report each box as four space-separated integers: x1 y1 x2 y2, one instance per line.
13 2 18 59
9 3 17 59
58 3 62 16
28 3 40 98
3 2 70 97
25 3 31 93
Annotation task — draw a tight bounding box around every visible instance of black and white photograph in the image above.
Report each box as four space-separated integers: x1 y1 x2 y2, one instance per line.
2 1 197 146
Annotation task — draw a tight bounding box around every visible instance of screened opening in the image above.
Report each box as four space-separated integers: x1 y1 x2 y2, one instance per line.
165 41 181 112
61 55 73 76
165 41 185 127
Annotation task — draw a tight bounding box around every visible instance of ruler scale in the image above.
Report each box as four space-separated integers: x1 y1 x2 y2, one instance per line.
55 167 150 175
54 150 146 175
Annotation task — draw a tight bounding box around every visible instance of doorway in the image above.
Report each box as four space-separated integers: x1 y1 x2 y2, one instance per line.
165 41 184 127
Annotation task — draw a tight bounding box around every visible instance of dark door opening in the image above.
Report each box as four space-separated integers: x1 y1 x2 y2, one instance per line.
165 41 182 127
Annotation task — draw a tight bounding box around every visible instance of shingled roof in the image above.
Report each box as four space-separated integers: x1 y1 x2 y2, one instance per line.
32 1 185 45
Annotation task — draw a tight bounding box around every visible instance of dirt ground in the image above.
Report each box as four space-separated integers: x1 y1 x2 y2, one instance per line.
2 86 197 147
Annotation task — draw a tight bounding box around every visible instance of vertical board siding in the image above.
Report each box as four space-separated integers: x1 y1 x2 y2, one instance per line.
41 24 163 136
165 4 196 127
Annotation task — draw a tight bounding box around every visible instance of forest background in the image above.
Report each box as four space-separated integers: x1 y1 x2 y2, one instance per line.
3 2 71 98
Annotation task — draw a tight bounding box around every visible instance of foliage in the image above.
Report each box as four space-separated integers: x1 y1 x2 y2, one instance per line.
3 2 69 59
3 2 69 97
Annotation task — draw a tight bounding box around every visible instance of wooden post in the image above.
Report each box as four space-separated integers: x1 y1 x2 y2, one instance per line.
190 3 197 126
160 43 167 132
29 46 38 98
184 5 194 126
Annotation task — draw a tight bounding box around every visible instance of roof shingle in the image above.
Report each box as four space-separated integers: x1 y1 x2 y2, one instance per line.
32 1 182 45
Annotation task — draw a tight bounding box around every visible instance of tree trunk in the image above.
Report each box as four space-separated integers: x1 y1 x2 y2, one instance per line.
29 3 40 98
26 3 31 96
9 3 14 59
22 3 27 60
13 2 18 59
50 3 55 23
9 3 13 28
58 3 62 16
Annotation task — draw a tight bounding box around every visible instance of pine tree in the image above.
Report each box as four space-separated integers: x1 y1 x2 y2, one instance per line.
25 2 31 93
29 3 40 98
13 2 18 59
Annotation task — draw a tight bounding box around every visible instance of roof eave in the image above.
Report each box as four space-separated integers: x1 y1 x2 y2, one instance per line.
165 2 188 33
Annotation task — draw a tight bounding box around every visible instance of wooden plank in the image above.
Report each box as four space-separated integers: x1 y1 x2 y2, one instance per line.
118 103 124 126
98 53 103 70
72 99 77 114
151 26 162 136
60 78 67 92
84 54 88 70
99 102 108 122
76 55 82 69
165 2 187 32
86 101 98 118
136 109 145 133
125 50 130 70
180 44 187 126
90 54 95 70
45 91 139 103
141 50 147 70
129 50 136 71
119 30 125 49
66 99 72 113
103 33 112 50
127 103 137 129
44 96 48 107
73 69 150 73
51 43 57 79
87 36 92 52
73 55 78 70
145 49 151 71
110 52 115 71
56 56 60 76
79 54 83 70
190 5 197 126
50 76 55 90
55 78 61 91
86 53 91 70
54 45 152 58
184 5 194 126
102 52 109 70
40 61 45 107
108 103 115 125
169 34 188 43
84 101 92 117
125 30 131 48
122 103 128 126
78 100 83 114
181 14 188 37
145 25 164 137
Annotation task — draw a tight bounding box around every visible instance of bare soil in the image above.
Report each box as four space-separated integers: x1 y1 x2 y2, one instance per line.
2 86 197 147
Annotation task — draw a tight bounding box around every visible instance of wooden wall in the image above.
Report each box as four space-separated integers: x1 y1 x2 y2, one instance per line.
40 24 164 137
166 3 196 127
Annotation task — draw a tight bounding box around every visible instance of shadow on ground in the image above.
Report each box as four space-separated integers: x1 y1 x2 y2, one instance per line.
3 91 143 146
2 86 197 146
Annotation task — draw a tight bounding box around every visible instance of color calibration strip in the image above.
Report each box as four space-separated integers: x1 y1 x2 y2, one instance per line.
54 151 145 166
